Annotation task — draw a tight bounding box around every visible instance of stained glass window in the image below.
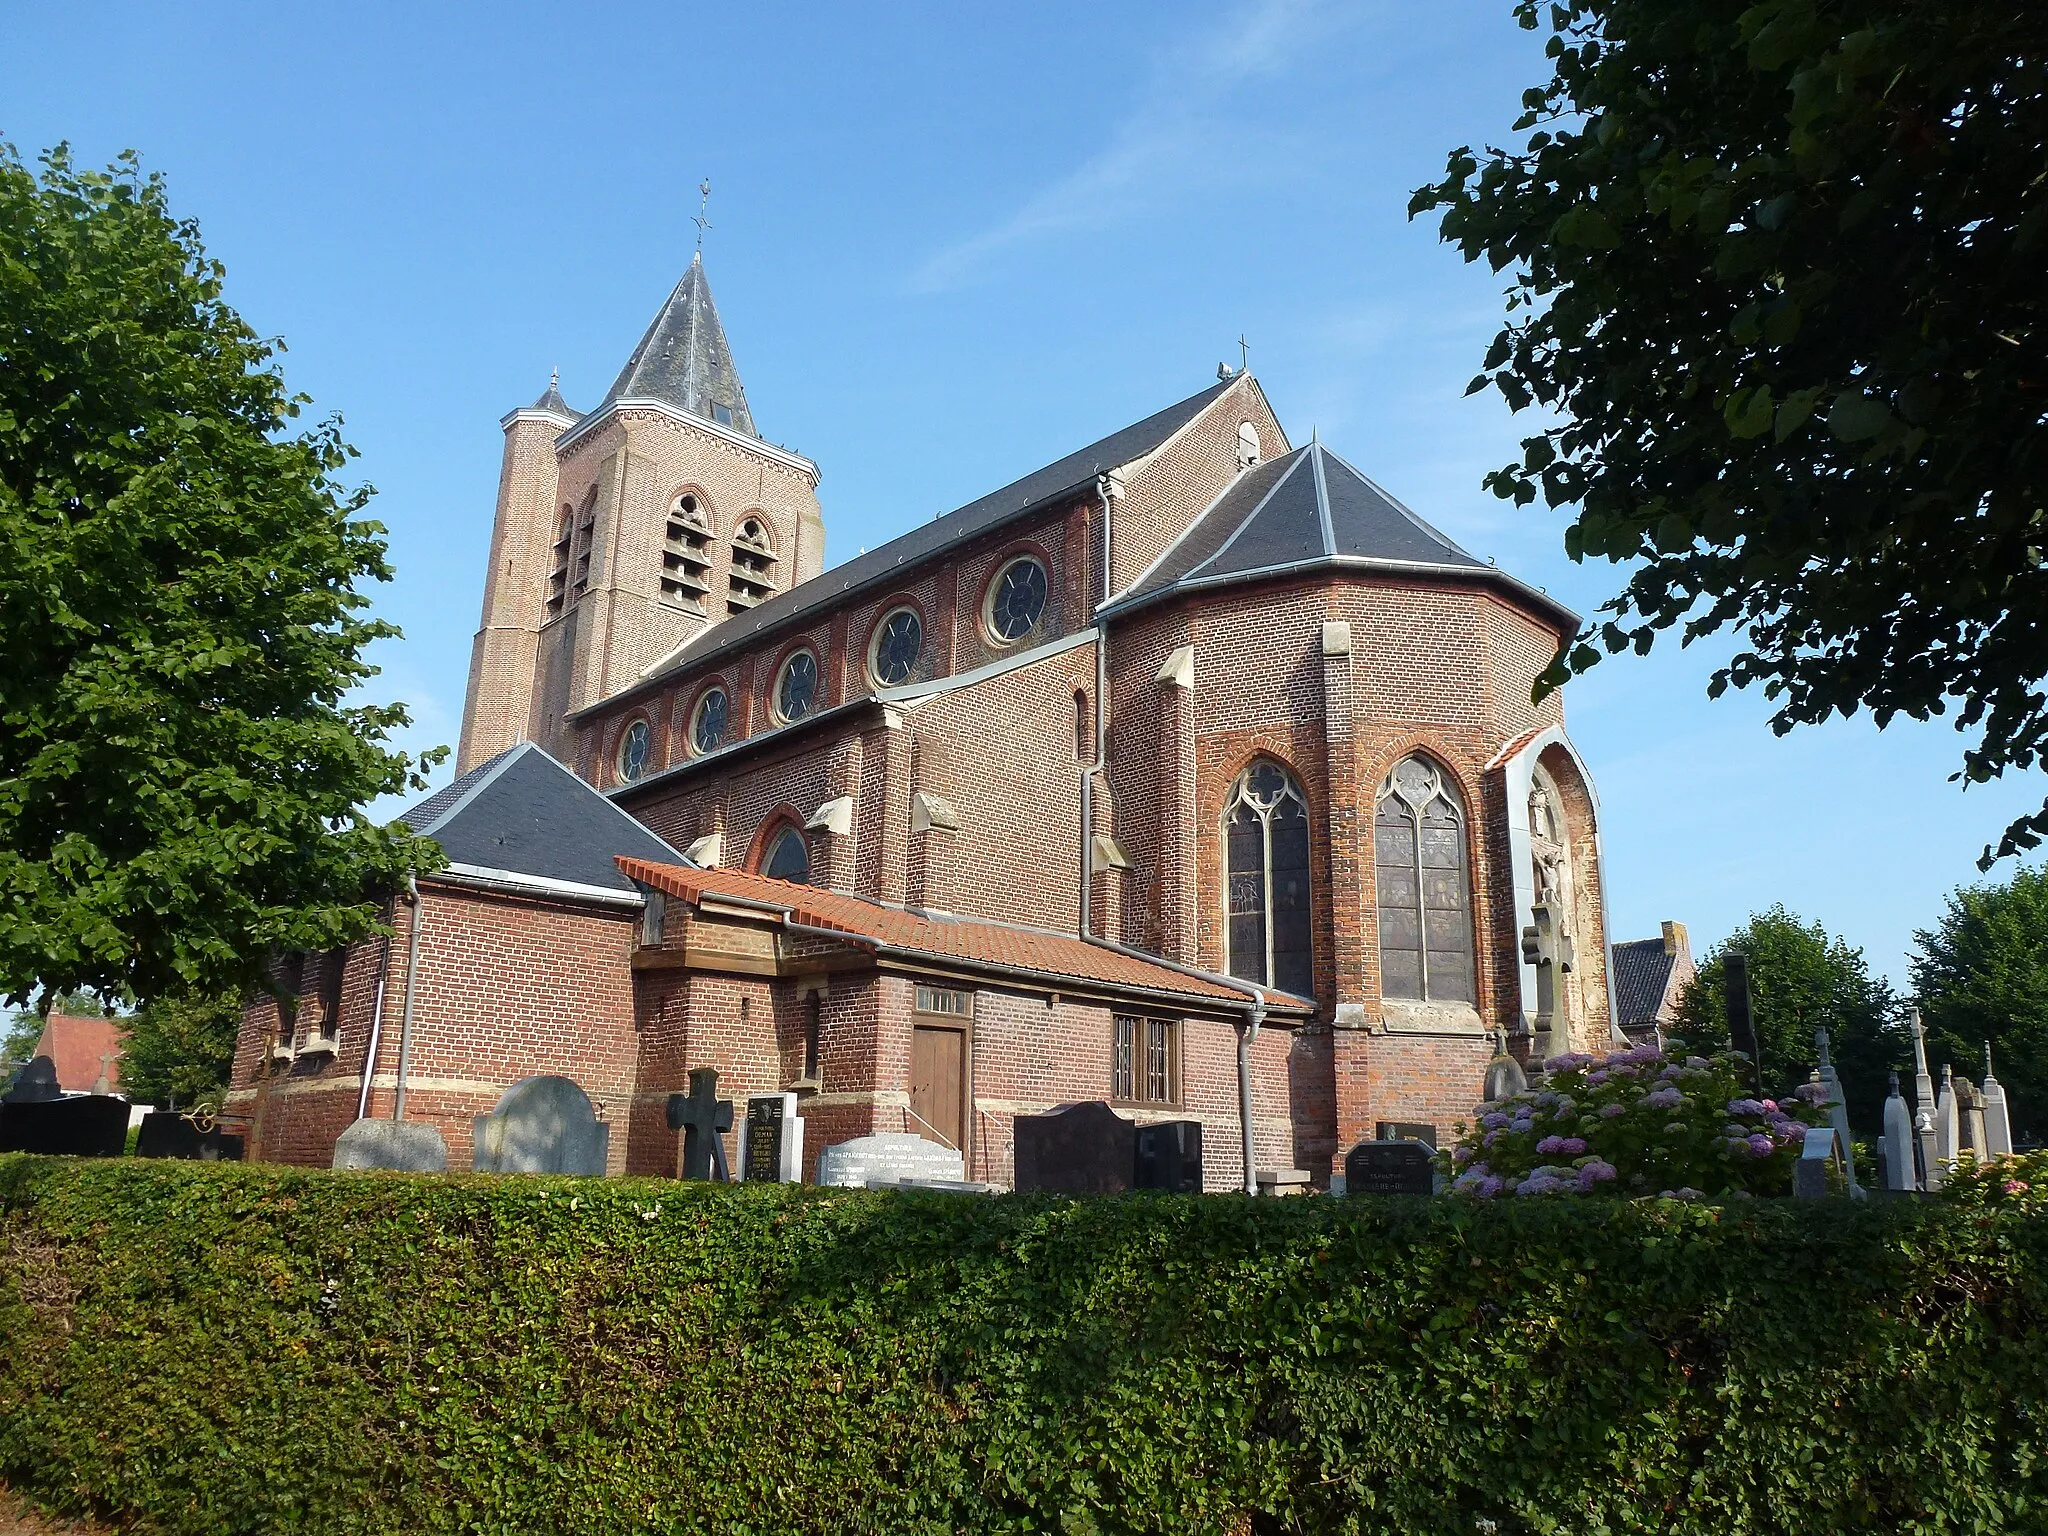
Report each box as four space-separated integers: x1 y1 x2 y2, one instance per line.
691 689 728 755
871 608 922 686
986 556 1048 643
776 650 818 722
1374 755 1474 1003
1222 761 1314 996
763 826 810 884
616 719 651 783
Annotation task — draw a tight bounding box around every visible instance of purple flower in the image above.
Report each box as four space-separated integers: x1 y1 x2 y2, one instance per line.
1585 1070 1610 1086
1482 1129 1501 1148
1537 1135 1566 1155
1556 1137 1588 1156
1599 1104 1626 1120
1658 1065 1684 1081
1643 1087 1683 1111
1515 1174 1566 1196
1794 1082 1830 1104
1611 1064 1642 1079
1746 1134 1775 1158
1477 1175 1504 1198
1481 1112 1510 1131
1726 1098 1767 1118
1550 1095 1576 1117
1575 1159 1618 1189
1451 1145 1474 1166
1660 1187 1705 1201
1687 1057 1711 1070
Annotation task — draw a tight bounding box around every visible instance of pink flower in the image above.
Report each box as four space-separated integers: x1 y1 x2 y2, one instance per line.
1746 1134 1775 1158
2006 1180 2031 1195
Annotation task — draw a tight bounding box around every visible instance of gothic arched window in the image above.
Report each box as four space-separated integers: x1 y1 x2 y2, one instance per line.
762 824 811 884
1374 755 1474 1004
1223 762 1313 996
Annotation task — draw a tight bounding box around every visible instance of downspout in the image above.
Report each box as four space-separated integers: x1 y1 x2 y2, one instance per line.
354 918 395 1122
1079 473 1115 937
393 875 424 1121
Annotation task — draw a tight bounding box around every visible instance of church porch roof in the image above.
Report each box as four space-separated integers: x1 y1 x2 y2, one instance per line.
617 856 1311 1017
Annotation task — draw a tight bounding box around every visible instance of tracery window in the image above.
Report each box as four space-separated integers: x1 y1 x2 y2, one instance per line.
985 556 1048 644
1373 755 1475 1003
1223 762 1313 996
762 825 811 884
775 650 819 723
870 607 923 686
690 688 728 756
616 719 651 784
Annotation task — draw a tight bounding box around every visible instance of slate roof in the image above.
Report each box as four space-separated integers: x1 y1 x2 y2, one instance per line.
1100 440 1579 631
617 856 1311 1014
32 1014 125 1094
1610 938 1679 1028
593 377 1244 712
400 743 683 894
595 252 756 437
529 374 580 421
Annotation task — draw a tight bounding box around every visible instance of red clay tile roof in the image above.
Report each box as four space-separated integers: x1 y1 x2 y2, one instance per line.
34 1014 125 1094
617 857 1307 1014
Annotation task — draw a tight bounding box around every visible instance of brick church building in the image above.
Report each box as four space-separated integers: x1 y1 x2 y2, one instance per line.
224 250 1618 1190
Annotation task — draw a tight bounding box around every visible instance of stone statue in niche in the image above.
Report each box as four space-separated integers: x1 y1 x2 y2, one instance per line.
1527 768 1579 1055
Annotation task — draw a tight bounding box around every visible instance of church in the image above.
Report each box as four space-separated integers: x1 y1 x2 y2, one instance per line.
222 248 1617 1191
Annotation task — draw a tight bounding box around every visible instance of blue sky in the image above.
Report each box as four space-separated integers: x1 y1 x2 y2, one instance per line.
5 1 2034 985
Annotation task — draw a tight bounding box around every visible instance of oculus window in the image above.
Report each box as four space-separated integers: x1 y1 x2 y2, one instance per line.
1373 755 1475 1003
616 719 652 783
762 826 811 884
870 607 923 687
1223 761 1313 996
985 556 1048 644
690 688 728 756
775 650 819 723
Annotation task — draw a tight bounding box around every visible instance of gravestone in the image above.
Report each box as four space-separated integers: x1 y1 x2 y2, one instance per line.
0 1095 129 1157
1344 1139 1435 1196
1793 1125 1843 1198
1481 1052 1528 1104
332 1118 448 1172
472 1075 610 1175
1133 1120 1202 1192
1880 1073 1917 1192
814 1132 965 1189
3 1056 62 1104
667 1068 734 1181
135 1111 246 1162
740 1092 805 1182
1013 1101 1134 1194
1375 1121 1439 1150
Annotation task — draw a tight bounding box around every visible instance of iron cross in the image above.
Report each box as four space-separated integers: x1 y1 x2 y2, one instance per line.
693 178 713 250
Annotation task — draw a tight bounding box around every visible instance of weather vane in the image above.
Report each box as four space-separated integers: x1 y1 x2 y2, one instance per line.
693 178 713 251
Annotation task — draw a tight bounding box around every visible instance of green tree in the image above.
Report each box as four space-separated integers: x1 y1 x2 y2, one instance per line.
1411 1 2048 863
1911 864 2048 1146
1675 906 1903 1129
0 144 442 1009
118 993 242 1110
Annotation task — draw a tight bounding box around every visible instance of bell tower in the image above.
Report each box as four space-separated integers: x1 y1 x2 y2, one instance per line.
456 253 824 773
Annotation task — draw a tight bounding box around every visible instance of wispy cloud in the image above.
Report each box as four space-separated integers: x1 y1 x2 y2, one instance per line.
910 0 1332 291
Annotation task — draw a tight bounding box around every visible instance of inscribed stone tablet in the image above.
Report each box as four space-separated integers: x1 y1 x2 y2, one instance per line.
814 1133 964 1188
333 1118 448 1173
472 1075 610 1176
1344 1139 1435 1196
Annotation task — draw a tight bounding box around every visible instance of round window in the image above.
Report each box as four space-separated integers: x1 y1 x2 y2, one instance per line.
985 555 1048 644
776 650 818 723
690 688 728 755
763 826 811 884
617 719 651 782
870 607 923 686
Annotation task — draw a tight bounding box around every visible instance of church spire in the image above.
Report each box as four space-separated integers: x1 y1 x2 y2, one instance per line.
597 252 757 437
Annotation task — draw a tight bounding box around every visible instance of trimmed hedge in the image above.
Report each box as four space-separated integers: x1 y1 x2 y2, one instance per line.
1 1156 2044 1535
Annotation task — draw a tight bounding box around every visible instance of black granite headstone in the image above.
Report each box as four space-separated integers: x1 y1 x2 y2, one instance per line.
134 1111 245 1162
1013 1102 1133 1194
1133 1120 1202 1192
1344 1139 1435 1196
0 1095 130 1157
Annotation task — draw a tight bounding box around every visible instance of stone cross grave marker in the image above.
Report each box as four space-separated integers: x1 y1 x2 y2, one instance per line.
1344 1139 1435 1196
667 1067 733 1181
472 1075 610 1176
814 1132 965 1188
740 1092 804 1182
1013 1102 1134 1194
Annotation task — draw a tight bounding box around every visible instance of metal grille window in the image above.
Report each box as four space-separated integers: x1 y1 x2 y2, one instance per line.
871 608 923 686
1373 755 1475 1003
691 688 728 755
1113 1014 1176 1103
776 650 818 723
1222 762 1313 996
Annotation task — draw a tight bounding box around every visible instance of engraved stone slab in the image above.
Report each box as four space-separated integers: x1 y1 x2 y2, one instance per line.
739 1093 804 1183
814 1132 965 1189
1343 1140 1435 1196
333 1118 449 1173
472 1075 610 1176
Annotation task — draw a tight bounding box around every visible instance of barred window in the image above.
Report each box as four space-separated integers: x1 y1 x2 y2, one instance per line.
775 650 819 723
1222 762 1313 996
1113 1015 1177 1103
1374 755 1475 1003
690 688 728 756
870 607 923 686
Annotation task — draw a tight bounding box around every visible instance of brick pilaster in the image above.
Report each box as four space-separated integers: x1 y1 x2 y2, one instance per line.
1156 644 1197 965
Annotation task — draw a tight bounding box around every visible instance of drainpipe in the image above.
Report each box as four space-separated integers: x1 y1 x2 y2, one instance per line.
354 919 395 1122
1078 473 1115 937
393 875 424 1121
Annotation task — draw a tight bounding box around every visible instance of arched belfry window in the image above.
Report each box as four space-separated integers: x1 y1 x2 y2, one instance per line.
1223 762 1313 996
728 515 779 615
1374 755 1475 1004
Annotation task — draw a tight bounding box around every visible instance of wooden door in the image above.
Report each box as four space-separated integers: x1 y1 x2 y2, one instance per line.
909 1026 965 1150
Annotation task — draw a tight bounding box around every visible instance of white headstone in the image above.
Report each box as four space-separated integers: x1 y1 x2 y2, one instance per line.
472 1075 610 1176
1911 1010 1942 1191
1936 1062 1960 1170
814 1132 965 1189
1794 1125 1842 1199
333 1119 448 1173
738 1093 805 1182
1814 1029 1862 1194
1983 1045 2014 1160
1880 1073 1917 1192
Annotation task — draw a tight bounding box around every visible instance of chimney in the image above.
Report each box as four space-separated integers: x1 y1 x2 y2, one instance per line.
1662 921 1688 956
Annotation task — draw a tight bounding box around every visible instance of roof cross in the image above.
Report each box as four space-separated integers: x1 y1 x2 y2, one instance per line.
692 178 713 251
1239 333 1250 374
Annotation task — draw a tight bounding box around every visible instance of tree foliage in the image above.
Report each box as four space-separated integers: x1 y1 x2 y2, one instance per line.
1912 863 2048 1145
1674 905 1902 1128
0 145 443 1008
117 993 241 1110
1412 0 2048 862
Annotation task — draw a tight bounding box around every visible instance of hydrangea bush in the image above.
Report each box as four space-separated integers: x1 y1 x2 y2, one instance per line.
1448 1040 1831 1199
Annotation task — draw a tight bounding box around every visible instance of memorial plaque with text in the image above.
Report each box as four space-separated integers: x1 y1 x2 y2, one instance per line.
1344 1139 1435 1196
